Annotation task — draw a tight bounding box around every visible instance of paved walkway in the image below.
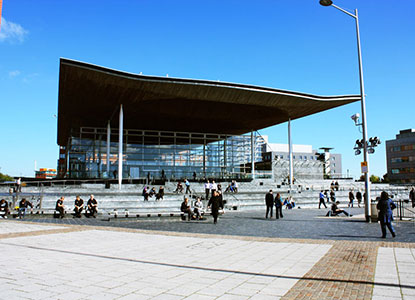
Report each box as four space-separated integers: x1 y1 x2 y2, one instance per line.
1 214 414 300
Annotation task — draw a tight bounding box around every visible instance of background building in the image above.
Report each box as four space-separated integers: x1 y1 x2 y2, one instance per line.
56 59 358 182
257 139 342 181
386 129 415 184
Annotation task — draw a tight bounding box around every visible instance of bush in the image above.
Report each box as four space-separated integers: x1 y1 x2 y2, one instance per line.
0 173 14 182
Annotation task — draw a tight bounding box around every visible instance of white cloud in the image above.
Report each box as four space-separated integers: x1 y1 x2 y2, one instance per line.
9 70 21 77
0 17 28 43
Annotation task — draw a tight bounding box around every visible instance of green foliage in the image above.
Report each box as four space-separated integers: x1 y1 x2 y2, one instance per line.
370 175 380 183
0 173 14 182
382 173 389 183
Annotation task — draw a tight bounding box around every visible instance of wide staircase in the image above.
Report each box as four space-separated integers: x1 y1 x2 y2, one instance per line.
0 179 412 216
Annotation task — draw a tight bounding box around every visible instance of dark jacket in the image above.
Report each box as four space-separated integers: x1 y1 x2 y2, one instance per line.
208 195 223 215
265 193 274 206
377 198 396 223
181 201 190 212
274 195 282 207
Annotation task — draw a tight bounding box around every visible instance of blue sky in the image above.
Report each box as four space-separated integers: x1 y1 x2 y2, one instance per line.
0 0 414 179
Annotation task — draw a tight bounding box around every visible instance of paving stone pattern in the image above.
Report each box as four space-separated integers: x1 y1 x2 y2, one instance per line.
0 228 330 300
19 208 415 243
1 211 415 300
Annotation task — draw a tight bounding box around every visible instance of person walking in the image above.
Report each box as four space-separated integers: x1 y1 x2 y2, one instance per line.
204 180 210 200
377 191 396 238
348 190 355 208
319 191 327 209
184 178 191 194
265 190 274 218
274 193 283 219
210 180 217 197
409 187 415 208
356 190 362 208
208 191 223 224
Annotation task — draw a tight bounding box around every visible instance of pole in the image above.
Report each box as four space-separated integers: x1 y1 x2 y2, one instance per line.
251 130 255 179
325 3 371 222
107 121 111 176
118 105 123 190
355 9 371 222
288 119 293 188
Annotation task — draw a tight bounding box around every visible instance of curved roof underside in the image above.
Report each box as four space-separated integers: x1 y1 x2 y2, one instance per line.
57 58 360 146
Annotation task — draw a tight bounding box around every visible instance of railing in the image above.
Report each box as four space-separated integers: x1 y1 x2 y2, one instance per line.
395 199 415 221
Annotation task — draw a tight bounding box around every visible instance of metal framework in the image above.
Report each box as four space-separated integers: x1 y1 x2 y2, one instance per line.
64 127 266 180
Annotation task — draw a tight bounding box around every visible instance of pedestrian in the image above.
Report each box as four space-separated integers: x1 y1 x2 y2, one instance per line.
73 195 84 218
156 186 164 201
55 196 65 219
210 180 217 196
265 190 274 218
328 201 351 217
409 187 415 208
208 191 223 224
180 197 193 221
335 181 339 191
232 180 238 193
274 193 283 219
348 190 355 208
324 190 329 203
193 197 204 220
18 198 33 219
184 178 191 194
204 180 210 200
318 190 327 209
86 194 98 218
356 190 362 208
0 199 10 218
16 178 22 192
142 186 149 201
377 191 396 238
330 189 336 202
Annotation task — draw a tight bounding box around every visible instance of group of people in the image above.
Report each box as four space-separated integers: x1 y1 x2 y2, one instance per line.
348 189 363 208
265 190 284 219
142 186 164 201
330 181 340 191
181 190 224 224
204 180 221 200
54 194 98 219
224 180 238 193
0 198 34 219
174 179 191 194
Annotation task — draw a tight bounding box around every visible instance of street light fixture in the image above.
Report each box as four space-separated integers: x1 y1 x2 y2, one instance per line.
319 1 372 222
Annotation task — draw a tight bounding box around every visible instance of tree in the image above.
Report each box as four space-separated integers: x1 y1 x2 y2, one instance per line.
382 173 389 183
0 172 14 182
370 175 380 183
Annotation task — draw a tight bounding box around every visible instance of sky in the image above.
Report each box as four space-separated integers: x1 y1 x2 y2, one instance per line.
0 0 414 179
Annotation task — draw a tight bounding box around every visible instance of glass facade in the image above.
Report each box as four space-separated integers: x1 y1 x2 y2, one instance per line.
65 127 265 179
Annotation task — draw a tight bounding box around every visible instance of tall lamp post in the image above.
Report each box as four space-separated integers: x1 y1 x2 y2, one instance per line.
319 0 371 222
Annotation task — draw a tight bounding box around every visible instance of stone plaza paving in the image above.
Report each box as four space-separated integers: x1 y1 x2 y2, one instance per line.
1 209 415 300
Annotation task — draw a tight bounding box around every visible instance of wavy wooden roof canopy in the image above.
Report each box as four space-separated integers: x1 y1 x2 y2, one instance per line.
57 58 360 146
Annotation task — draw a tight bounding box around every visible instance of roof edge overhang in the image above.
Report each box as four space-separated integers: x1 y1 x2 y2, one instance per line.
57 58 361 146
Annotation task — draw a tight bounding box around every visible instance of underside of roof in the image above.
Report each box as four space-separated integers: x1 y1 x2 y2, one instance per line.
57 58 360 146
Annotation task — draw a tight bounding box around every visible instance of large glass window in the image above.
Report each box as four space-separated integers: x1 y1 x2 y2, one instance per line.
66 127 265 179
